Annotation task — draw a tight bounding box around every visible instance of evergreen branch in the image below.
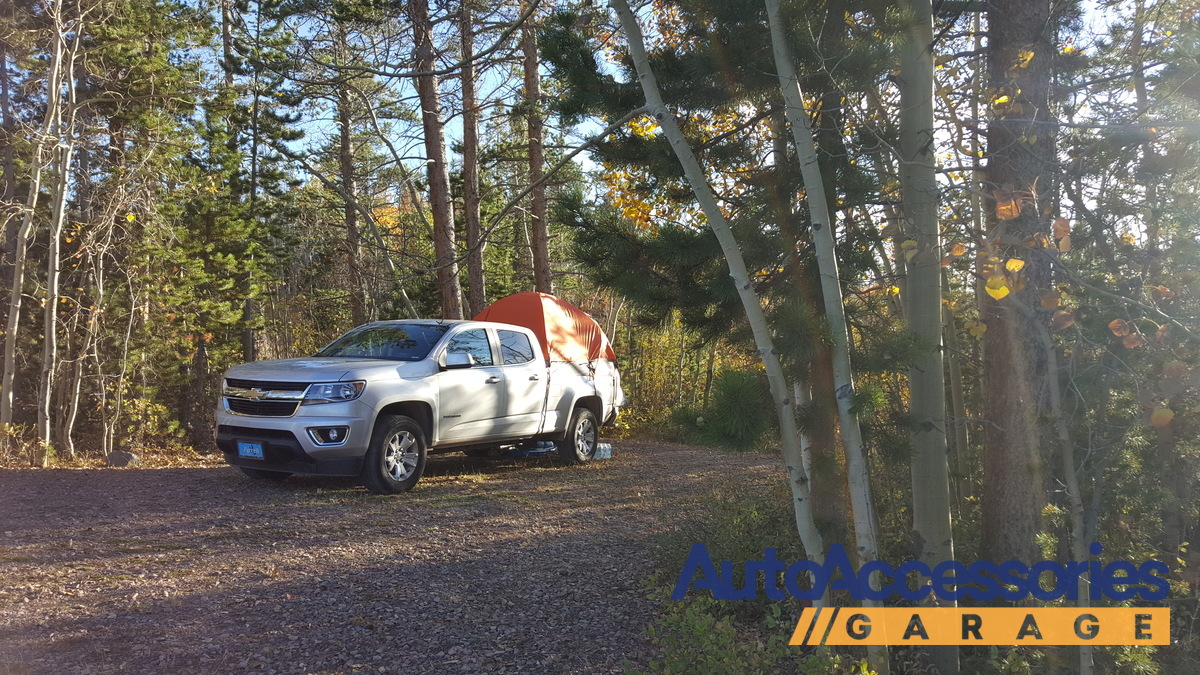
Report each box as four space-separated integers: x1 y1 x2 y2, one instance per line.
465 106 650 258
300 0 544 81
283 150 419 318
1047 257 1200 341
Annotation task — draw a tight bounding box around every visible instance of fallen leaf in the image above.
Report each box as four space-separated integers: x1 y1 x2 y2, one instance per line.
1122 333 1146 349
1109 319 1131 337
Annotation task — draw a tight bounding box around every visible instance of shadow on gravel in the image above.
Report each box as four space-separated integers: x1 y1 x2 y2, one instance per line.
0 442 778 673
2 524 657 673
0 447 698 673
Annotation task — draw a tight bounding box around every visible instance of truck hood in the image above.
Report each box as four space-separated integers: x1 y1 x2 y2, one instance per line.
224 357 435 384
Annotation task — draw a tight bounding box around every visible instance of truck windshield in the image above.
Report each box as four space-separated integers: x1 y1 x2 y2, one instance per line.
315 324 450 361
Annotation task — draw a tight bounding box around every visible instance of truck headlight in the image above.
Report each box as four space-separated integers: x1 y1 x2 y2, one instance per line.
302 381 365 405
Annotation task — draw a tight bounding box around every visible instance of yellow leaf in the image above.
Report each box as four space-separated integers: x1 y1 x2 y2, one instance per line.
993 95 1011 105
1058 234 1071 252
901 239 918 263
1016 50 1035 68
1005 258 1025 272
126 213 136 222
985 277 1010 300
966 321 987 337
996 198 1020 220
888 285 901 296
1150 408 1175 427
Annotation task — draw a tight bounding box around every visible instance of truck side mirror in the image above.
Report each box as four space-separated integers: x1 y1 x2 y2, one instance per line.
444 352 476 370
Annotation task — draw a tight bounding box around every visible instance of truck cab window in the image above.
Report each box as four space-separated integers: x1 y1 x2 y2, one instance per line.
446 329 494 366
498 330 535 365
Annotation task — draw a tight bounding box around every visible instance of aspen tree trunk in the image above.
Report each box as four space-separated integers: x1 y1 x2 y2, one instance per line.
2 15 70 428
770 114 849 549
39 4 81 457
460 2 486 316
411 0 464 319
608 0 827 590
40 138 76 452
1035 320 1092 675
1 39 15 290
898 0 957 671
941 287 972 503
763 0 886 669
522 2 552 294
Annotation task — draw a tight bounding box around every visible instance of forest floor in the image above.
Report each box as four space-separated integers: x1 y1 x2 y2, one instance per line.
0 439 784 674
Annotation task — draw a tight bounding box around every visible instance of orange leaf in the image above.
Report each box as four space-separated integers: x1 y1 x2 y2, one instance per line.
1108 319 1131 337
950 242 966 256
996 199 1021 220
1052 310 1075 330
1053 217 1070 238
1154 285 1176 300
1156 324 1170 344
1122 333 1146 349
1041 292 1061 309
1149 408 1175 427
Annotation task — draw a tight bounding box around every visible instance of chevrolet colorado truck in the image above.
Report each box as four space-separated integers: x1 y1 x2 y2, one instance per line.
215 304 623 494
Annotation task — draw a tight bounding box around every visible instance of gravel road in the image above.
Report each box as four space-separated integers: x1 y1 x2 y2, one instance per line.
0 440 783 674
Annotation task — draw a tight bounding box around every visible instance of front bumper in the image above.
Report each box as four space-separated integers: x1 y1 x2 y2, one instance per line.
214 399 373 477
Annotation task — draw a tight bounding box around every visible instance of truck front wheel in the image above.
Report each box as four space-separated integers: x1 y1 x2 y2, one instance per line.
558 407 598 464
361 416 427 494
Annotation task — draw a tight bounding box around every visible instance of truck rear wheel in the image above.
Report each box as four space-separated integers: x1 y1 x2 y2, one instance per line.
558 407 598 464
361 416 427 494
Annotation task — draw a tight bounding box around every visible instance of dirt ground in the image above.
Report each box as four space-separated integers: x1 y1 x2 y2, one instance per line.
0 440 784 674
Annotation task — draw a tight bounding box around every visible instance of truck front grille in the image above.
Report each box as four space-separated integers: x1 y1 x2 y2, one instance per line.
225 378 310 392
226 398 300 417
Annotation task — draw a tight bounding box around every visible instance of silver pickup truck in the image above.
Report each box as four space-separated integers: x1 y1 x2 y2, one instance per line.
215 319 623 494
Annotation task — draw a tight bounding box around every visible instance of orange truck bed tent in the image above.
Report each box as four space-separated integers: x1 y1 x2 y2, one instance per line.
474 292 617 363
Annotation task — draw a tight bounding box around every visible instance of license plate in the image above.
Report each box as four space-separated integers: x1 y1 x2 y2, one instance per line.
237 441 264 459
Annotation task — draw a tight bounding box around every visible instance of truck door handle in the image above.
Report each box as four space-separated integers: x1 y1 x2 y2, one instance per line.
529 374 540 381
485 376 501 384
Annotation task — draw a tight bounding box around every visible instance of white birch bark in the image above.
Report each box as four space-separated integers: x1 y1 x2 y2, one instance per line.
898 0 957 670
763 0 886 669
608 0 827 583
